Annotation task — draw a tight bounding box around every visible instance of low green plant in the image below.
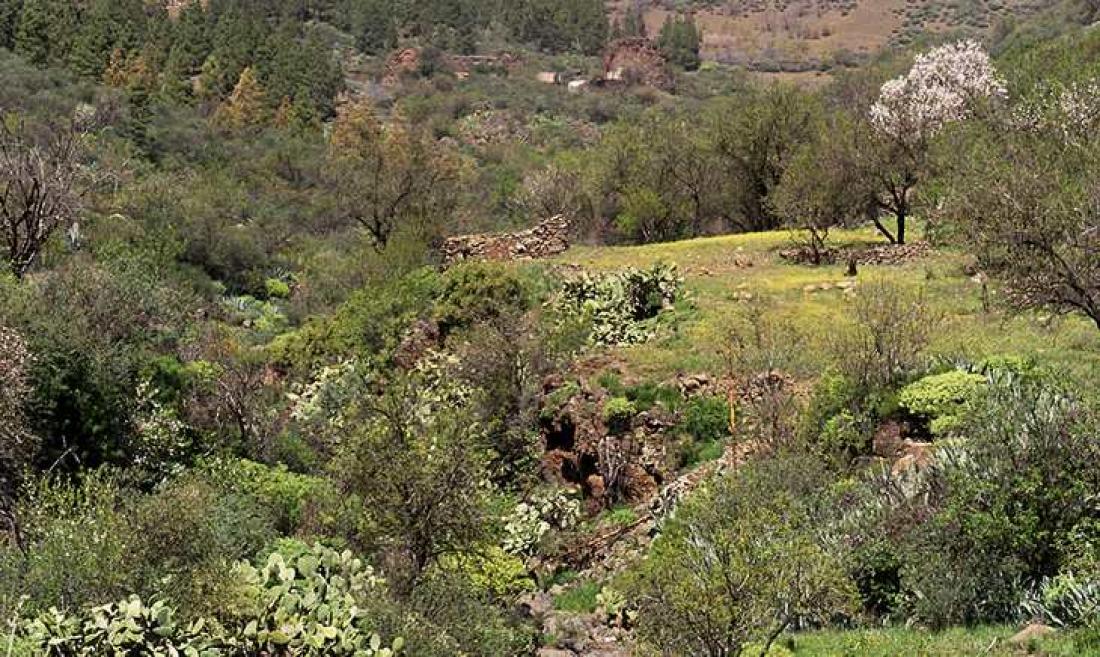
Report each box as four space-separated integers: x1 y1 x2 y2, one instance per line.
602 397 636 434
553 581 601 613
626 381 683 411
605 505 638 527
439 547 535 598
898 370 986 437
595 371 626 396
540 381 580 422
21 543 405 656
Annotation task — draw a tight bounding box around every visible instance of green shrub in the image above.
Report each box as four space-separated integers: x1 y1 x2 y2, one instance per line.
602 397 636 434
0 472 138 616
680 395 730 443
892 374 1100 627
264 278 291 299
799 372 874 463
553 581 601 613
898 370 986 437
605 505 638 527
627 456 857 657
271 267 441 371
677 395 732 467
202 458 334 533
432 262 539 337
626 381 683 412
438 546 535 598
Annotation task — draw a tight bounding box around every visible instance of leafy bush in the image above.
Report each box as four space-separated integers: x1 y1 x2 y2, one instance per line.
432 262 539 337
438 546 535 598
680 395 731 443
553 581 601 613
553 263 682 346
875 373 1100 627
602 397 636 434
271 268 440 372
677 395 732 467
628 457 857 657
898 370 986 437
0 472 138 616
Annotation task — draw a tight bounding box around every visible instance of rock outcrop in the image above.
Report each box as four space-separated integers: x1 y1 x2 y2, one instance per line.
442 215 571 265
602 38 674 91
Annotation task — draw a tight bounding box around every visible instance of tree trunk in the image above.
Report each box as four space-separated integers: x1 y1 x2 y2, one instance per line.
896 207 906 245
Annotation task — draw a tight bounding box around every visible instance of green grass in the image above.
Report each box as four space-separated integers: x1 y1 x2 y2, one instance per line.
550 225 1100 386
552 580 601 613
604 505 639 527
787 626 1099 656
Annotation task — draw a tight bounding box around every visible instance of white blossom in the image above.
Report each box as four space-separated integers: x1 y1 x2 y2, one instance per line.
1012 78 1100 147
871 40 1007 144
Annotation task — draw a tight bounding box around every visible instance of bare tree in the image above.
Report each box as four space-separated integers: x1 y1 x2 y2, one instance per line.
0 120 84 278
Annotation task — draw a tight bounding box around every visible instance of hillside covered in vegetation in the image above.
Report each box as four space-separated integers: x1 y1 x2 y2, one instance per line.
0 0 1099 656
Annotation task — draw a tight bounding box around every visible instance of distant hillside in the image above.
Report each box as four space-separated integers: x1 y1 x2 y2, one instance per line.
611 0 1061 71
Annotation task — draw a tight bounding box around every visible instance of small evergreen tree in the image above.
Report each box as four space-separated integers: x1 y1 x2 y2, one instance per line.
215 65 268 131
658 13 701 71
0 0 22 50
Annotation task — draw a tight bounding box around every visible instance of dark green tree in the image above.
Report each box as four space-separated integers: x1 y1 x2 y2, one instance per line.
658 13 702 71
0 0 22 50
69 0 148 78
14 0 77 66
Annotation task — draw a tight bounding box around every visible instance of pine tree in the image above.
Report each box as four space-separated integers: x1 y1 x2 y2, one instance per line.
70 0 117 77
215 65 268 131
13 0 53 64
330 97 383 155
172 1 212 76
0 0 22 50
658 13 701 70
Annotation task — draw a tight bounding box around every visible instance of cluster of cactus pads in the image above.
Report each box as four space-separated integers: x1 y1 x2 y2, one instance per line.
21 543 404 656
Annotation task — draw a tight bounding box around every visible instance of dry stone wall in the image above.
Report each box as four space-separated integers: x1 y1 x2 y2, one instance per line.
441 215 571 265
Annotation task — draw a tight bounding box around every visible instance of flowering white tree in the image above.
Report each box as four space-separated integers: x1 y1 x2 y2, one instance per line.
863 40 1006 244
871 40 1007 144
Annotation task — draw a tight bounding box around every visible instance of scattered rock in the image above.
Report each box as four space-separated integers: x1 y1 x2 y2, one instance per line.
543 612 597 653
872 420 904 458
602 38 674 91
891 440 934 476
517 592 554 620
781 241 932 267
1008 623 1056 645
537 648 576 657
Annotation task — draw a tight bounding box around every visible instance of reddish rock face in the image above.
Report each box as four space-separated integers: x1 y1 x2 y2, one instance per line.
602 38 674 92
538 377 674 514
